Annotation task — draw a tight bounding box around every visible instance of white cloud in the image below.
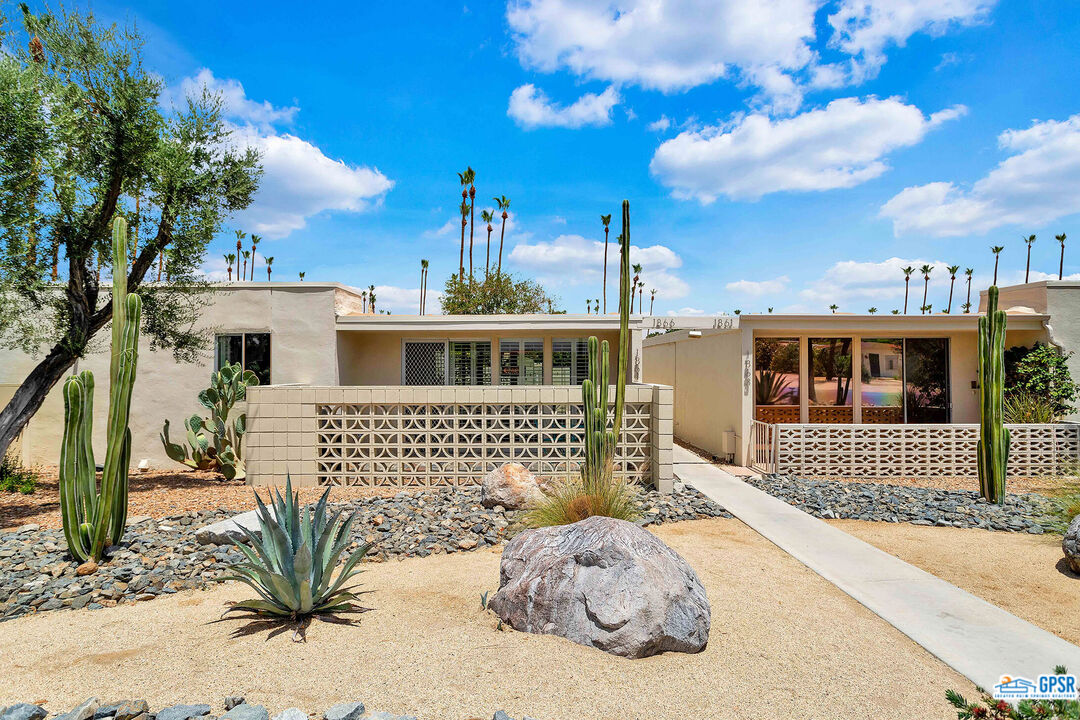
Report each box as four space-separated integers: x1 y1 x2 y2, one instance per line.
424 210 520 242
798 257 961 310
726 275 790 296
369 285 433 314
162 68 298 127
647 115 671 132
651 97 965 202
508 233 689 298
667 307 704 316
507 84 620 129
827 0 994 82
881 114 1080 236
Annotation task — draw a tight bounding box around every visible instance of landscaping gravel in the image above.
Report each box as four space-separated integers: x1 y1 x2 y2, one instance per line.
0 700 538 720
0 485 726 622
746 474 1058 533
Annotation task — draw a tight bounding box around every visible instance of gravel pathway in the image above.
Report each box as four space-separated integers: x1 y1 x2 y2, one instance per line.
744 474 1058 533
0 486 727 623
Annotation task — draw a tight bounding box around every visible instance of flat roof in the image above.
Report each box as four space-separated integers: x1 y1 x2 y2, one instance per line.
336 313 642 331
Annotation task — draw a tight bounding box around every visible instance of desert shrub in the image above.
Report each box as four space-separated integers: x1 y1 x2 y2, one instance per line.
0 454 38 494
1005 343 1079 418
1004 391 1057 423
946 666 1079 719
521 462 641 528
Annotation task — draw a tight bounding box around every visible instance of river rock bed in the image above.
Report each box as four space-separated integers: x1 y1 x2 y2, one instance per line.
0 486 726 622
0 698 540 720
745 474 1057 532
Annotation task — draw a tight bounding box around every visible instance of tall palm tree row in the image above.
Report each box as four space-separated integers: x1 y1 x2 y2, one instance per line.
494 195 510 277
902 266 914 314
250 234 261 281
369 285 376 313
991 246 1004 284
964 268 974 312
946 265 960 313
600 213 612 314
1058 233 1067 280
481 209 495 278
920 265 933 314
457 167 476 281
458 198 469 282
235 230 246 276
1023 234 1036 283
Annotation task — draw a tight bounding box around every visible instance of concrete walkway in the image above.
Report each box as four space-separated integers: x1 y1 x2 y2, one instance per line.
673 444 1080 690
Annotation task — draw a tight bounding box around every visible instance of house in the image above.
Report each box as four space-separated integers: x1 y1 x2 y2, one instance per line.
1 283 672 490
642 282 1080 479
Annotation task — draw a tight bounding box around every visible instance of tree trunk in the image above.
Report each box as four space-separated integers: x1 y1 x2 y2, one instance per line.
966 277 972 310
0 345 80 459
602 229 608 314
485 228 491 279
922 280 928 313
994 256 999 285
498 216 506 277
1061 246 1065 280
468 189 475 282
947 280 954 313
459 220 466 282
904 279 909 314
1025 248 1031 283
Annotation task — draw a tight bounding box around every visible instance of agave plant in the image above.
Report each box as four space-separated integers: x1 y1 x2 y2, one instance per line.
222 477 371 623
755 369 793 406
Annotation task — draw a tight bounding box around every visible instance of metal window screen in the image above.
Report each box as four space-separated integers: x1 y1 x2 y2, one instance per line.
403 341 446 385
552 338 589 385
450 341 492 385
499 339 544 385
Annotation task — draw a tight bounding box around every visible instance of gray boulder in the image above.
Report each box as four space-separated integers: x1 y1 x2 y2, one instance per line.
1 705 47 720
489 516 710 659
481 463 550 510
1063 515 1080 574
55 699 100 720
195 509 268 546
271 710 306 720
155 705 210 720
322 703 364 720
220 705 269 720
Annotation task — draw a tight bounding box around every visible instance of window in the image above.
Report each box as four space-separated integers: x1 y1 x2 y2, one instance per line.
449 341 492 385
552 338 590 385
809 338 853 422
754 338 799 422
861 338 904 423
215 333 271 385
859 337 950 423
403 341 446 386
500 339 544 385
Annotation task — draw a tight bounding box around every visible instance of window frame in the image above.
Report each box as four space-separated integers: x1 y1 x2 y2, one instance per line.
214 332 272 385
499 338 545 385
551 337 592 386
400 338 494 386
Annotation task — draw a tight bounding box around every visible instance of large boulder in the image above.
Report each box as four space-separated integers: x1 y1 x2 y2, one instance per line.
1063 515 1080 573
488 516 710 658
481 463 548 510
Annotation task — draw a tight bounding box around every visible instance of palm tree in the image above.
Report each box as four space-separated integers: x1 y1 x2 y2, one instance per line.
962 302 972 313
1058 233 1067 280
299 271 305 281
902 266 914 314
586 299 591 314
241 250 250 281
649 289 656 315
494 196 510 277
891 309 899 314
946 265 960 313
457 167 475 280
767 307 774 313
458 199 469 281
1023 234 1036 282
991 246 1004 284
919 264 933 314
631 263 642 313
420 259 429 314
829 304 838 313
225 253 235 281
481 210 495 278
600 214 612 313
250 234 262 281
734 309 742 315
868 307 877 314
362 290 368 313
369 285 376 313
964 268 974 312
594 298 600 314
234 230 246 268
265 256 273 281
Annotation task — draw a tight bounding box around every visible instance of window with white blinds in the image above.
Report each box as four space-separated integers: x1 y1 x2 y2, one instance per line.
499 339 544 385
449 341 492 385
552 338 590 385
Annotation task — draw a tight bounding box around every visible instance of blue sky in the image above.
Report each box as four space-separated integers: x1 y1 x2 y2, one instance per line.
79 0 1080 314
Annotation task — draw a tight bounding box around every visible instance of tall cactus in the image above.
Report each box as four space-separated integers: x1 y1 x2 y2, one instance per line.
581 200 632 485
59 216 142 562
977 285 1009 504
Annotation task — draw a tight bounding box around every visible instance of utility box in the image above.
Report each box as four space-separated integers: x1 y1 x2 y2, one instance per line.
720 430 736 462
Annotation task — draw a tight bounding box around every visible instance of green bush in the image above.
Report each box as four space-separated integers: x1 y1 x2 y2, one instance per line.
0 454 38 494
1003 391 1057 423
1005 343 1080 418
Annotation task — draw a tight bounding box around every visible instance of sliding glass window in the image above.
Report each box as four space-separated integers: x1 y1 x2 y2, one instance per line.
809 338 853 422
754 338 800 422
861 338 904 423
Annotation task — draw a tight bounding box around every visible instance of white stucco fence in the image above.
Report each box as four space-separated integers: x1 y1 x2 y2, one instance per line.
245 383 674 491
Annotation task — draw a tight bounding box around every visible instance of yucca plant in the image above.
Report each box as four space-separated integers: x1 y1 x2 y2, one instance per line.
222 476 371 624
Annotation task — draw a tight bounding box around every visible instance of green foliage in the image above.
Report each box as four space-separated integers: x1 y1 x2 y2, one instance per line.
1003 391 1057 424
946 667 1079 719
978 286 1010 505
221 476 372 619
161 362 258 479
1005 343 1079 419
59 216 141 562
440 271 559 314
520 467 642 528
0 453 38 494
754 369 793 405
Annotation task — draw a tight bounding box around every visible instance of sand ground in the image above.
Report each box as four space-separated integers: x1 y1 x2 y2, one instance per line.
833 519 1080 645
0 518 973 720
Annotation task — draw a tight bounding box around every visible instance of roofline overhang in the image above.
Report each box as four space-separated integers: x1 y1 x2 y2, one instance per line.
335 313 643 332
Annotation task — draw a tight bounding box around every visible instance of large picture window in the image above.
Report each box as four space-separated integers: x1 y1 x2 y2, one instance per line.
859 337 950 423
499 339 544 385
215 333 271 385
552 338 590 385
754 338 799 422
861 338 904 423
809 338 853 422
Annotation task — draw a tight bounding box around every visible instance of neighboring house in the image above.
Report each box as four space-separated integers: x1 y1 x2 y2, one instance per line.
1 283 670 490
643 282 1079 478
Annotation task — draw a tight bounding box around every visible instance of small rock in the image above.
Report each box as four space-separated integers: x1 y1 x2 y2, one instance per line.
155 704 211 720
1 704 47 720
492 713 514 720
13 524 39 534
322 703 364 720
1063 515 1080 574
55 698 100 720
223 699 245 712
220 705 269 720
481 463 545 510
112 701 149 720
76 561 98 576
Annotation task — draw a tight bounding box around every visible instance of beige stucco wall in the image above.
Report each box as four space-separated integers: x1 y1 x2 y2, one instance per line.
338 329 624 385
0 284 341 469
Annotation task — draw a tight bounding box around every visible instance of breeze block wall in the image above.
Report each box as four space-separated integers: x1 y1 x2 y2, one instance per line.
245 384 674 492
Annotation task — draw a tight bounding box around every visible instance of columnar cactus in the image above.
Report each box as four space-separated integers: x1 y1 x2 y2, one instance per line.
977 285 1010 504
59 216 142 562
580 201 631 484
161 362 258 480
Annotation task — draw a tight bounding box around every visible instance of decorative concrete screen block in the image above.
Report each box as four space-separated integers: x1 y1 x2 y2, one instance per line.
244 384 674 490
766 422 1080 479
